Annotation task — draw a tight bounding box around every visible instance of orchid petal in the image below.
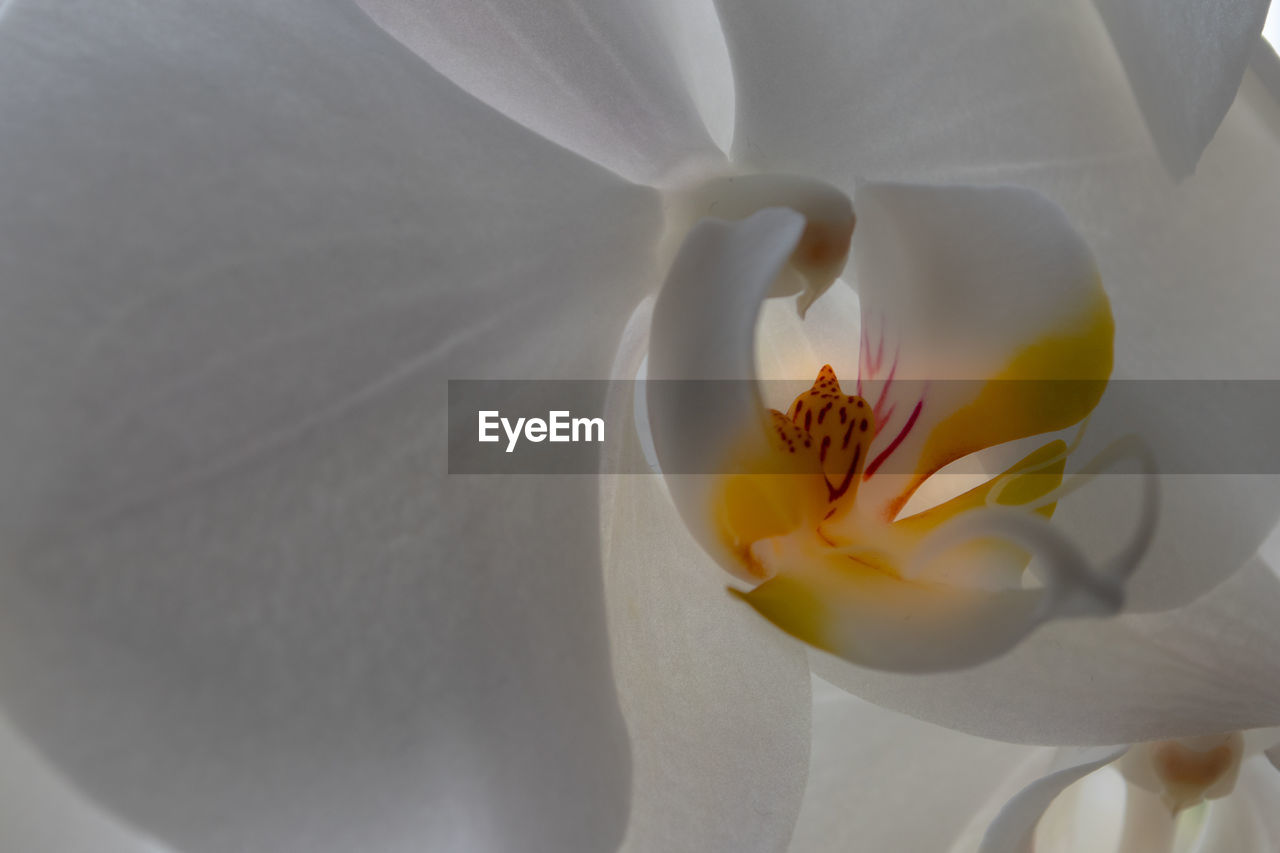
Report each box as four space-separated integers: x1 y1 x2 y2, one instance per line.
1112 786 1179 853
1252 34 1280 104
0 711 170 853
1267 743 1280 773
1032 75 1280 612
646 206 808 572
1190 773 1272 853
813 556 1280 744
714 0 1150 184
973 750 1280 853
0 1 662 850
1239 755 1280 848
977 746 1130 853
719 0 1264 202
789 677 1037 853
847 182 1112 520
355 0 731 184
1092 0 1271 178
602 300 812 852
1251 6 1280 144
737 500 1129 671
911 62 1280 615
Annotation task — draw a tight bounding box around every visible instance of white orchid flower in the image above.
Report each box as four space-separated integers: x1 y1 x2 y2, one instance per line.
794 670 1280 853
790 558 1280 853
969 729 1279 853
2 0 1280 851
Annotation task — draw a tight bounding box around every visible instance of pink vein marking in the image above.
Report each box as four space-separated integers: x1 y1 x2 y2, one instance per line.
860 315 887 375
864 398 923 479
873 353 898 423
827 444 863 502
876 402 898 437
873 315 886 374
857 326 869 396
858 314 889 393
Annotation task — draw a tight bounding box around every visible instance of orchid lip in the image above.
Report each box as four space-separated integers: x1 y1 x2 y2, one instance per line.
715 365 1156 669
715 365 1144 598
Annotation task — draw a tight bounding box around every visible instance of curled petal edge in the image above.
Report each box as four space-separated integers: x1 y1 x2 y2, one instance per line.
978 746 1130 853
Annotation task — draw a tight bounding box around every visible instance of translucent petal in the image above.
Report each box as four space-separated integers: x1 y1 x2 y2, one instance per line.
1092 0 1271 177
714 0 1150 184
1252 34 1280 104
848 182 1112 520
1239 755 1280 849
355 0 730 184
978 746 1129 853
1029 765 1130 853
1036 76 1280 611
0 711 170 853
814 557 1280 744
1191 780 1271 853
602 301 812 851
646 206 808 569
0 1 661 850
789 677 1035 853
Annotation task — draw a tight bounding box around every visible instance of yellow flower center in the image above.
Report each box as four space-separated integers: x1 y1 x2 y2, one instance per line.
714 364 1064 587
644 176 1148 669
